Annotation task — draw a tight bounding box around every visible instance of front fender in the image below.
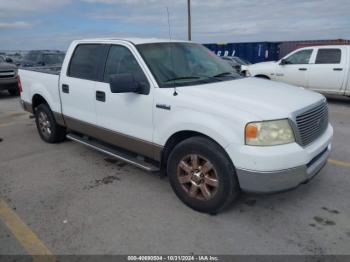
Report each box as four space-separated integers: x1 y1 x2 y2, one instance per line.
154 106 244 150
247 63 277 79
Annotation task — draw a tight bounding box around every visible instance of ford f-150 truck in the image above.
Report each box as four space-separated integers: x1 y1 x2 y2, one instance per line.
19 38 333 214
244 45 350 97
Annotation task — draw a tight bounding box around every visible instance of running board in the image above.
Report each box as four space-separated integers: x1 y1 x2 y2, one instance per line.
66 133 160 172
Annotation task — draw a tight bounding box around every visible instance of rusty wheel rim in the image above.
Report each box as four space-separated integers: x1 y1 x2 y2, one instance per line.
176 154 219 201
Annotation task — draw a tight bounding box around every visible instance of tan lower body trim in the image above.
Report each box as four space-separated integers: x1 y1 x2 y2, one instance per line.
22 102 160 161
22 101 65 126
53 112 65 126
64 116 163 161
22 101 33 114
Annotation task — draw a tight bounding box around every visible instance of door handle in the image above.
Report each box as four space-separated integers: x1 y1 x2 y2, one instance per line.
333 68 343 71
62 84 69 93
298 68 307 71
96 91 106 102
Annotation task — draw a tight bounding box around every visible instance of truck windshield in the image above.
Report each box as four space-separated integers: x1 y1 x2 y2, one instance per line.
137 42 241 88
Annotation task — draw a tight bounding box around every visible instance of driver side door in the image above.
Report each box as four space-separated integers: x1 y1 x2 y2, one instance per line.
276 49 314 87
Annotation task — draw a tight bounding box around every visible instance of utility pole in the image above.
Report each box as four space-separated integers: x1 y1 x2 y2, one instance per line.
187 0 192 41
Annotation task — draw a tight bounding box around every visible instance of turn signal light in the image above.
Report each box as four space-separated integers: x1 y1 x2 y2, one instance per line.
245 124 258 139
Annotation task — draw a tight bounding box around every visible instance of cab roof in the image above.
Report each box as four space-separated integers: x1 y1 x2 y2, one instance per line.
74 37 190 45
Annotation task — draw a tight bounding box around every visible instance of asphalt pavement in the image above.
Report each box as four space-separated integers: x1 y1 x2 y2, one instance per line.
0 91 350 256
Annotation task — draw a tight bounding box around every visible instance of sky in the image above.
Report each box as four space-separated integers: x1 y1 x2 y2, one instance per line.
0 0 349 51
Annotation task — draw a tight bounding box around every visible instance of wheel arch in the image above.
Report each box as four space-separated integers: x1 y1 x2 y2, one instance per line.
32 93 50 113
160 130 235 172
254 74 270 80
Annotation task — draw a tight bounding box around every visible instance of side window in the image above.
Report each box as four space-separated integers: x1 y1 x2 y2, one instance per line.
104 45 148 85
68 44 106 81
315 49 341 64
285 49 313 64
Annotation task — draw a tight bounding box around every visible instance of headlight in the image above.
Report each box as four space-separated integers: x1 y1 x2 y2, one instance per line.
245 119 295 146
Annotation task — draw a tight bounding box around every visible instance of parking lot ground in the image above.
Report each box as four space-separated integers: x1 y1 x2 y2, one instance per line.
1 91 350 256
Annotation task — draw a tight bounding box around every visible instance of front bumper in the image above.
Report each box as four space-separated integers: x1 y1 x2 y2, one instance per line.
226 124 333 193
236 144 331 193
0 77 17 89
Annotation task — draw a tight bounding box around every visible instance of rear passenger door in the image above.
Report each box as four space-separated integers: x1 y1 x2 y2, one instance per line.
60 44 108 126
308 47 346 93
94 44 156 159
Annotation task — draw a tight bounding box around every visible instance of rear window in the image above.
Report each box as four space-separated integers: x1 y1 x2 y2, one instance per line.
68 44 106 81
315 49 341 64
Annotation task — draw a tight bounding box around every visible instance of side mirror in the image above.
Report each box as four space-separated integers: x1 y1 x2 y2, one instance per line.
279 59 288 65
5 57 13 63
109 73 148 94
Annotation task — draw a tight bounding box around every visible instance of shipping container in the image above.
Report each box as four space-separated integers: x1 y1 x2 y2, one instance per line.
203 42 280 64
278 39 350 59
204 39 350 64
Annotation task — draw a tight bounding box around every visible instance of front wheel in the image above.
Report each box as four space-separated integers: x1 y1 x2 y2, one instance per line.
167 137 240 214
35 104 66 143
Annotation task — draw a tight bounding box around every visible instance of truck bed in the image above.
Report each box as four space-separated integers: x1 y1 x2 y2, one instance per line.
19 67 63 115
20 66 61 75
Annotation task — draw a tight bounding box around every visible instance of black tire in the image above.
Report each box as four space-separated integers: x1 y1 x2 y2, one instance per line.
167 136 240 214
8 89 19 96
35 104 66 143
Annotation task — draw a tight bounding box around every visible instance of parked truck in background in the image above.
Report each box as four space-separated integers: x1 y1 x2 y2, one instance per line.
220 56 251 75
20 50 65 68
19 38 333 214
244 45 350 97
0 55 19 96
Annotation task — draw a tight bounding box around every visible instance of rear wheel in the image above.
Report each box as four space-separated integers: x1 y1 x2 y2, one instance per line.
167 136 240 214
35 104 66 143
8 89 19 96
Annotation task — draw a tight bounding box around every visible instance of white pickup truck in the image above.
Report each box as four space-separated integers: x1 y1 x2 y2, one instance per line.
19 38 333 214
245 45 350 97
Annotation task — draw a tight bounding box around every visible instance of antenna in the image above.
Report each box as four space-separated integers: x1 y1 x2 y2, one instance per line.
166 7 178 96
166 7 172 41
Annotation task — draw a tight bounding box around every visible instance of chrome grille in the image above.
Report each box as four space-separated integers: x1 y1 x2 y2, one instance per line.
0 70 16 78
295 101 329 146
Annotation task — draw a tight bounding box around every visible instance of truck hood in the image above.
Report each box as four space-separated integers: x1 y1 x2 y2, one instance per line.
175 77 324 120
247 61 276 69
0 62 17 71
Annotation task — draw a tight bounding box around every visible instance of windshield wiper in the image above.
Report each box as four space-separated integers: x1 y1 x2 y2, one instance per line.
212 72 234 78
165 76 201 82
